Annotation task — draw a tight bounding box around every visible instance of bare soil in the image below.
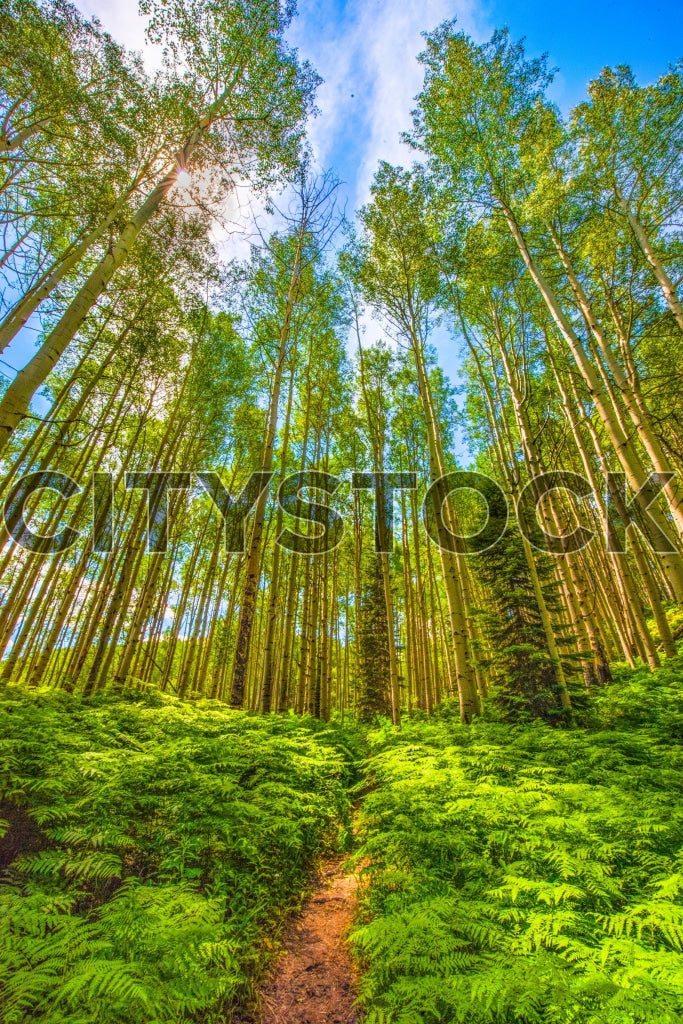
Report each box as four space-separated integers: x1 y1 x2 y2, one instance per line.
243 856 361 1024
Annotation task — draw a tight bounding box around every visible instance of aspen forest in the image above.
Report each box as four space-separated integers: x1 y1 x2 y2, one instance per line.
1 0 683 1021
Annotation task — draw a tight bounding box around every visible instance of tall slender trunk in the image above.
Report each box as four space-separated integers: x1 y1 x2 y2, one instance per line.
615 190 683 334
260 364 296 713
410 323 479 719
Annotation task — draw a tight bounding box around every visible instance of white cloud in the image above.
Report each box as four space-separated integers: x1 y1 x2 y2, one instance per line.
289 0 491 209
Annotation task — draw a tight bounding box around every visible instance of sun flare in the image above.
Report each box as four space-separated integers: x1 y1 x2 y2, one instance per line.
174 168 192 191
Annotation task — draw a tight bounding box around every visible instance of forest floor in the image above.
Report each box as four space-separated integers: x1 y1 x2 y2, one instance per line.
242 854 361 1024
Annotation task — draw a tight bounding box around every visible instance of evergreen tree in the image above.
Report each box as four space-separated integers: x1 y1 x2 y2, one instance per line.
476 525 576 722
356 553 392 722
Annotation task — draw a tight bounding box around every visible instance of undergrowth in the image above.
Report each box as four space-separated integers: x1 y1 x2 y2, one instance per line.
352 658 683 1024
0 685 362 1023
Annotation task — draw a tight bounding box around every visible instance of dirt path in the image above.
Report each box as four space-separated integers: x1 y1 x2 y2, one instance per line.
245 856 360 1024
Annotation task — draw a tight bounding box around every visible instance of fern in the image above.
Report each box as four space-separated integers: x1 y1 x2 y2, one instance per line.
352 662 683 1023
0 686 361 1022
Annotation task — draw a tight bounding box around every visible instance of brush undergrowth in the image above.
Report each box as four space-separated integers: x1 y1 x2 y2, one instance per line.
0 685 362 1023
352 659 683 1024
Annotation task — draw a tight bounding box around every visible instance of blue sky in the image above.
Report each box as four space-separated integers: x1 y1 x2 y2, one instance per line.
484 0 681 111
5 0 681 449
